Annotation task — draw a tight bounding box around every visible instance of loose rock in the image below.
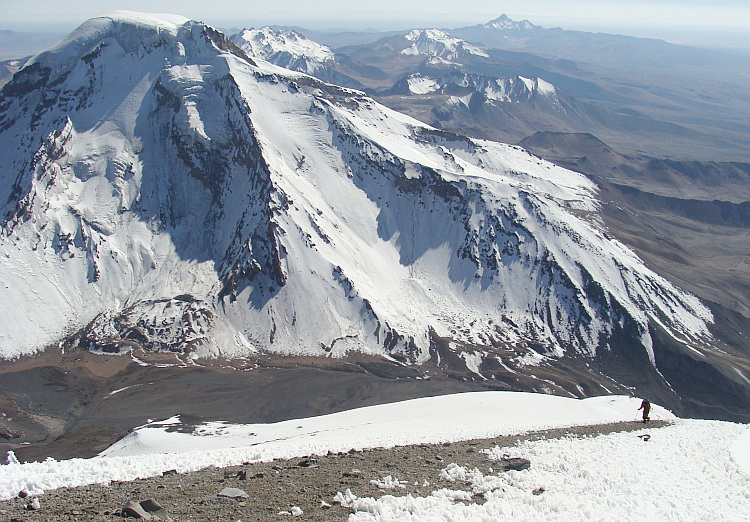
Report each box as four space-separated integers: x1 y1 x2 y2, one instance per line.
498 456 531 471
121 499 172 521
217 487 249 499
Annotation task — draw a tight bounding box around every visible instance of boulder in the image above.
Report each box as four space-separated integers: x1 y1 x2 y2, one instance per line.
499 456 531 471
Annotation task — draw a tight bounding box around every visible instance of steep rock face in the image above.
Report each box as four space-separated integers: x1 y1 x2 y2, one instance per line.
0 14 716 380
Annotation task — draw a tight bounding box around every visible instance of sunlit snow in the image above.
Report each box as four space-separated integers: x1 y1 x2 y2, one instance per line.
0 391 747 521
231 27 334 75
401 29 490 60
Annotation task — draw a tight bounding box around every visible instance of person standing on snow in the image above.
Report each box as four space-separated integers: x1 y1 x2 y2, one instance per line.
638 399 651 422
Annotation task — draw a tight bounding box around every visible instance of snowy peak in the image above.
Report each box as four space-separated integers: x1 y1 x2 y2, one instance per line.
24 11 254 88
30 12 190 73
227 27 362 88
230 27 334 74
0 13 268 358
484 14 539 31
401 29 489 62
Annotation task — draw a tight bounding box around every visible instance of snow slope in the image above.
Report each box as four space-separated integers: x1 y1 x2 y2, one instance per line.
0 391 748 521
99 392 676 458
0 12 715 381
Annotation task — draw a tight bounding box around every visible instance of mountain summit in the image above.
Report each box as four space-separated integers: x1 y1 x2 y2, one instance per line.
401 29 489 62
0 13 743 418
484 15 540 31
229 26 362 88
230 27 334 75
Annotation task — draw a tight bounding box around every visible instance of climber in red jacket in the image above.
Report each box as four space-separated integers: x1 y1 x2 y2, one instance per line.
638 399 651 422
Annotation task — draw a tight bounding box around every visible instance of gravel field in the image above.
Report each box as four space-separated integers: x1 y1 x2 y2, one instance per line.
0 420 668 521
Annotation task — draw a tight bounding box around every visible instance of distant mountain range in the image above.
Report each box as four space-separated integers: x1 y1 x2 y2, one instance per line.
220 20 750 163
453 15 749 77
0 29 66 61
0 58 23 88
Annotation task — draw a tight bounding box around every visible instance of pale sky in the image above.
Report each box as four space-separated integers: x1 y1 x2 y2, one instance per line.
2 0 749 48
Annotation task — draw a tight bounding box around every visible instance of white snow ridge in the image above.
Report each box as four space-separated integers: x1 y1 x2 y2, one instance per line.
230 27 334 75
0 12 714 378
401 29 490 61
0 392 748 521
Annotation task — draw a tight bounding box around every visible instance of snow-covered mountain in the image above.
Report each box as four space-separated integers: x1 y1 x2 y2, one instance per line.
400 29 489 63
228 27 362 88
483 14 540 32
229 27 334 75
0 13 732 413
393 72 558 103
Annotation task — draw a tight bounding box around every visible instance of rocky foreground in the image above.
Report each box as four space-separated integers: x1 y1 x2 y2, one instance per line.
0 420 666 521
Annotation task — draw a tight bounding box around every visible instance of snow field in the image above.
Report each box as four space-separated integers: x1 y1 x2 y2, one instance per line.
0 391 747 522
345 419 750 521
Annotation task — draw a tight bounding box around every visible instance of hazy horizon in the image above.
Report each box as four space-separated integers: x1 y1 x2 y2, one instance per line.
1 1 749 51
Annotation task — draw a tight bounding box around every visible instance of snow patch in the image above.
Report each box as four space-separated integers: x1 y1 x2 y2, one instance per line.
536 77 556 96
406 74 440 95
348 420 750 520
730 426 750 475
